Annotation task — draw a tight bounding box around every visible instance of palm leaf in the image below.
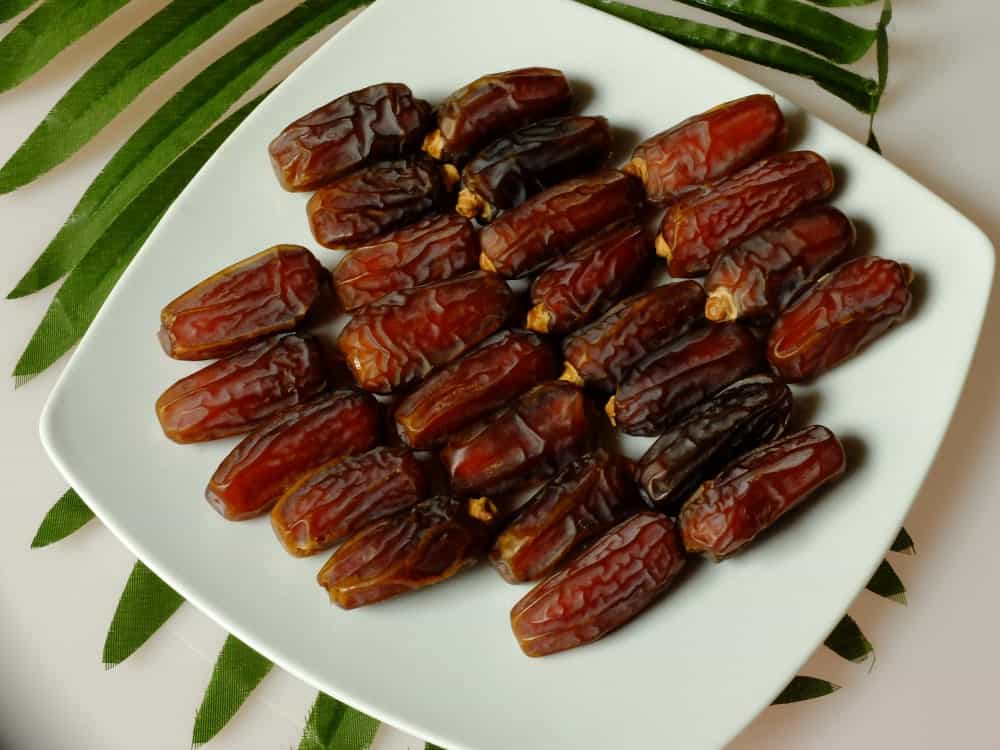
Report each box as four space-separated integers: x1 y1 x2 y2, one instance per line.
824 614 873 663
103 560 185 667
192 635 274 746
866 558 906 604
298 692 380 750
805 0 877 6
0 0 38 23
891 526 915 555
30 488 94 547
772 675 840 704
425 744 446 750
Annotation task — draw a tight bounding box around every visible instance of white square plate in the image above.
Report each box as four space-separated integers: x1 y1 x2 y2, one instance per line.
40 0 994 748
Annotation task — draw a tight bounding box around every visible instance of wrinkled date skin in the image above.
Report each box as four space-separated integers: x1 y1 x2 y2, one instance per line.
637 374 792 511
394 329 557 449
490 450 642 584
441 381 596 497
423 67 572 164
206 389 381 521
271 447 429 557
625 94 784 204
609 323 762 437
156 333 327 444
657 151 835 277
680 425 846 560
158 246 327 360
307 157 455 249
510 512 686 657
527 221 649 336
768 256 913 382
561 281 706 392
337 271 513 394
269 83 431 192
456 116 612 221
705 206 854 323
479 169 644 278
317 495 496 609
332 213 478 311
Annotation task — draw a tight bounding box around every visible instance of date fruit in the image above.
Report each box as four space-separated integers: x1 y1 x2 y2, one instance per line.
332 213 478 311
394 329 557 449
423 67 572 164
317 495 497 609
625 94 784 203
527 221 649 336
337 271 513 394
490 450 641 583
510 512 686 657
155 333 327 444
561 281 706 392
479 169 644 278
656 151 835 277
767 256 913 382
679 425 846 560
636 374 792 511
269 83 431 192
608 323 762 436
206 389 381 520
158 245 327 360
271 447 429 557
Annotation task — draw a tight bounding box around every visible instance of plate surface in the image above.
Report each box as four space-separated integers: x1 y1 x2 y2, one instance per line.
40 0 994 748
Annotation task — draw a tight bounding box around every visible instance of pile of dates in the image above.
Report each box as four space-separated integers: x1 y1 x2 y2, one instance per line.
155 68 914 657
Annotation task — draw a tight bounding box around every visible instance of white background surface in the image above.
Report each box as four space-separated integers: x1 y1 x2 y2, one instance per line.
1 2 998 749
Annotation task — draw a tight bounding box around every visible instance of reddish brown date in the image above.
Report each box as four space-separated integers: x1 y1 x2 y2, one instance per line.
625 94 784 204
479 169 644 278
423 67 572 164
561 281 706 392
206 389 381 521
679 425 846 560
155 333 327 444
394 329 557 449
637 374 792 511
657 151 835 277
317 495 496 609
527 221 649 336
456 116 612 221
268 83 431 192
271 447 429 557
510 512 686 657
332 213 478 311
705 206 854 323
441 381 596 497
768 256 913 382
158 245 327 360
608 323 762 436
337 271 513 394
307 157 456 249
490 450 641 584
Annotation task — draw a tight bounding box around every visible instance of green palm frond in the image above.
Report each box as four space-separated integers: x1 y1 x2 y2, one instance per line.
298 692 380 750
0 0 39 23
192 635 274 746
30 488 95 547
103 561 185 668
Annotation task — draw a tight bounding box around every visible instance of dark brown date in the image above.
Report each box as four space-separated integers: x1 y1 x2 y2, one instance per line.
158 245 327 360
768 256 913 382
510 512 686 657
561 281 706 392
456 116 612 221
394 329 557 449
636 374 792 511
657 151 835 277
206 389 381 521
679 425 846 560
527 221 649 336
155 333 327 444
271 447 429 556
307 157 457 249
337 271 513 394
423 67 572 164
441 381 596 497
317 495 496 609
625 94 784 204
479 169 644 278
332 213 478 311
705 206 854 323
269 83 431 192
490 450 641 583
608 323 762 436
